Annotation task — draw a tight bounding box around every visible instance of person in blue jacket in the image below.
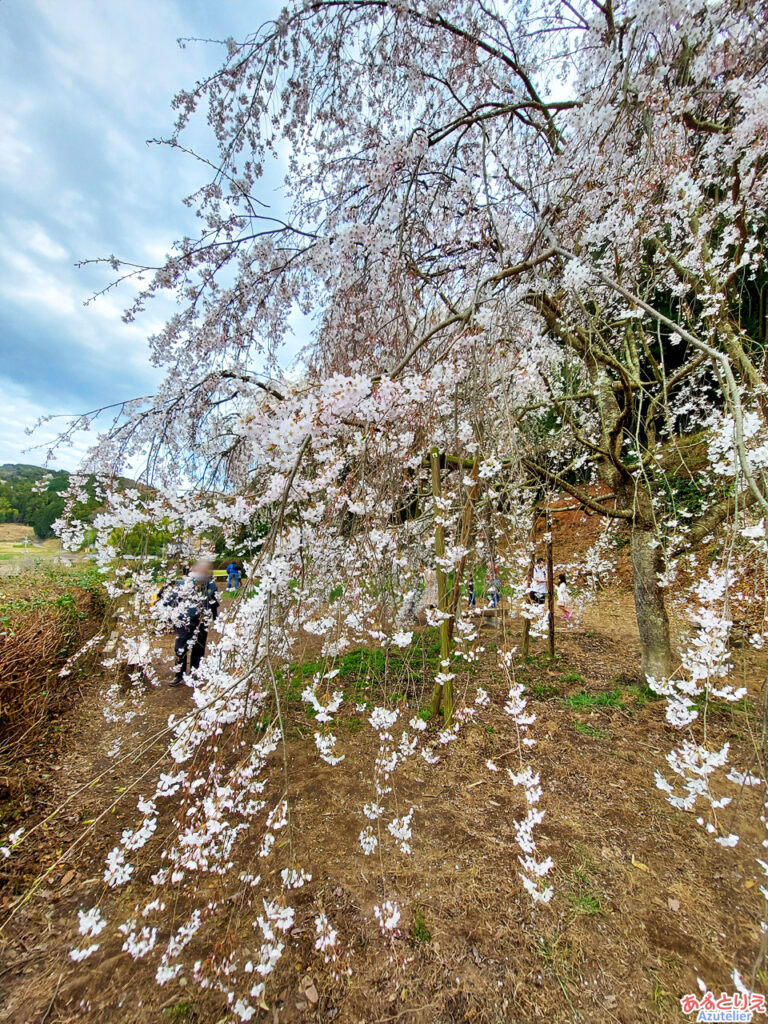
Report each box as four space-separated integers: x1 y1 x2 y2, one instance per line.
165 561 219 687
226 561 241 590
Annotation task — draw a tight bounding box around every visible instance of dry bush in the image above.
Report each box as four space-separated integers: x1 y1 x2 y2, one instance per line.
0 573 107 777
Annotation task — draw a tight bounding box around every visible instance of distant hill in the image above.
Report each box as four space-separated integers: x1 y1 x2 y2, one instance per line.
0 463 60 482
0 465 147 540
0 464 73 539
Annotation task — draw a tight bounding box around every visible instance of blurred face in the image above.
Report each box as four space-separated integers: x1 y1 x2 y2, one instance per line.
189 561 212 580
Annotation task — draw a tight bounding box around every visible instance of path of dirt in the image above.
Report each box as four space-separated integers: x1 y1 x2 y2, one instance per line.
1 589 767 1024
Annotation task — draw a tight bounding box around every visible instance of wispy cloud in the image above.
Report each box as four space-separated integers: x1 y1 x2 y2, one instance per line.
0 0 283 467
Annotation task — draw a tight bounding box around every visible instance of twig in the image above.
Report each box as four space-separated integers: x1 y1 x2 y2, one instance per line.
374 1005 439 1022
40 971 62 1024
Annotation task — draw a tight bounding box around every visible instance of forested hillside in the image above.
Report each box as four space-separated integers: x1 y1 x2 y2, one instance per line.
0 464 70 538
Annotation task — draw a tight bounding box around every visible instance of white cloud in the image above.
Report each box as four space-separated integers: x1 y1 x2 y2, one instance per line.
21 222 70 262
0 110 34 183
0 0 291 471
0 376 92 470
0 248 79 317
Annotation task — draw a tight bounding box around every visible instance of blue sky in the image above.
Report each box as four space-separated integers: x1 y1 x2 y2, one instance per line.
0 0 293 469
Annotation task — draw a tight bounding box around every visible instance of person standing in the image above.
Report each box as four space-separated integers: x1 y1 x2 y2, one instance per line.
226 561 240 590
466 575 476 608
557 573 574 620
166 561 219 687
422 568 439 611
487 564 502 608
530 558 548 607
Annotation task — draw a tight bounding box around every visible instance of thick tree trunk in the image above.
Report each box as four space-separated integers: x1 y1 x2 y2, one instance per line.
630 520 672 681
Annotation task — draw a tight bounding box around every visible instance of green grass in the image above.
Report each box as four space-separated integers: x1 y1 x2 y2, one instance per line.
568 890 603 914
525 682 560 700
564 688 624 710
409 907 432 946
163 1001 194 1020
535 933 579 1018
524 652 561 668
624 682 665 707
566 867 605 916
0 538 62 567
573 721 610 740
694 693 749 715
279 633 444 710
0 562 104 635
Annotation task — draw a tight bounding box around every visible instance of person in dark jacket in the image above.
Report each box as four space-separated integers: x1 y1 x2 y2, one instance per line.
166 561 219 687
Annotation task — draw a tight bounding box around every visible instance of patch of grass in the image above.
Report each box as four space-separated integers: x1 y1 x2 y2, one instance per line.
565 854 606 918
284 634 443 707
523 651 560 669
648 970 675 1013
409 907 432 946
279 635 447 725
525 682 559 700
559 671 584 684
536 933 579 1017
625 682 664 707
346 717 363 733
164 1001 194 1021
568 890 603 915
573 721 610 740
0 562 103 635
694 693 749 716
564 688 623 710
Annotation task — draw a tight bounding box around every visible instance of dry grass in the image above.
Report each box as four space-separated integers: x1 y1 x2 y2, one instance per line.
0 525 34 543
0 571 106 803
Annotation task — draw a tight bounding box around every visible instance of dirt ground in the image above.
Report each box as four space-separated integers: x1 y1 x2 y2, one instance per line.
1 575 767 1024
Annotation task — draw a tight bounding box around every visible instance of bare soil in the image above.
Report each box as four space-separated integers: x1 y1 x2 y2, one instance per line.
1 576 767 1024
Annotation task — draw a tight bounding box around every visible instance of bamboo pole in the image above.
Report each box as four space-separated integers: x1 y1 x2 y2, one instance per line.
429 448 453 724
547 512 555 658
447 459 479 641
520 515 539 660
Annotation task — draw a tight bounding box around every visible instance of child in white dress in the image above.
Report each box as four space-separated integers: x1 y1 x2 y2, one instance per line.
557 573 573 620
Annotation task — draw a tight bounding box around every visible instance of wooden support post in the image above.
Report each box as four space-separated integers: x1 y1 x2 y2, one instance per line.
547 512 555 659
521 610 531 660
520 514 539 660
447 459 479 641
428 448 453 724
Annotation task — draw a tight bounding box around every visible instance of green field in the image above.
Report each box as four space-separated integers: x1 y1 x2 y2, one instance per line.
0 538 64 571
